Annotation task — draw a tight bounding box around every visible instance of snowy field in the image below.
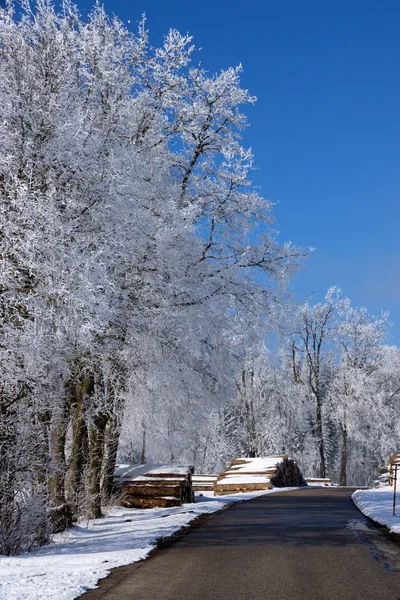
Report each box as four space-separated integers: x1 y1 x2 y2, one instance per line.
0 489 293 600
352 486 400 535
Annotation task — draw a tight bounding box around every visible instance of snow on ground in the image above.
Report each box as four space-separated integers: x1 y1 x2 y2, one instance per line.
0 488 294 600
352 486 400 535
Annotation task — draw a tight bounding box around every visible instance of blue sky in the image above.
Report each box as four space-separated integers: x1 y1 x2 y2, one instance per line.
76 0 399 342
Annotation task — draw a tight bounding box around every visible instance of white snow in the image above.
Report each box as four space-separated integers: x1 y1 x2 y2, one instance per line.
113 463 161 480
228 457 285 472
0 488 293 600
352 486 400 535
144 466 193 476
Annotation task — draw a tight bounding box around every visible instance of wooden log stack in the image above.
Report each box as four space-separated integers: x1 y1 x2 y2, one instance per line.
214 456 307 496
192 474 218 492
214 457 281 496
306 478 332 486
119 466 194 509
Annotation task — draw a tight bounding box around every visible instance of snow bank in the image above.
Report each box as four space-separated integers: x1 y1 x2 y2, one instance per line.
0 489 290 600
352 486 400 535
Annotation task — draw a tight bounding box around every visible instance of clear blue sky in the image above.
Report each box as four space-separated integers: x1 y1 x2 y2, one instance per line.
77 0 399 342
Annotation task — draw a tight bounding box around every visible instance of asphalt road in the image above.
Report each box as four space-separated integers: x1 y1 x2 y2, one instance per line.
82 488 400 600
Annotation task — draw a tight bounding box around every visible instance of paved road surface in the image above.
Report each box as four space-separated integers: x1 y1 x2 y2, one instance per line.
82 488 400 600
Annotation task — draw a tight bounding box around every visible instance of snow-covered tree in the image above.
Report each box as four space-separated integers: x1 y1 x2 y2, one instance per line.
329 306 389 484
288 288 349 477
0 0 303 552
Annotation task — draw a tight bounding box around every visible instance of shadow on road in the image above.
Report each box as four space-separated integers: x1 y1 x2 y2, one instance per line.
173 490 400 573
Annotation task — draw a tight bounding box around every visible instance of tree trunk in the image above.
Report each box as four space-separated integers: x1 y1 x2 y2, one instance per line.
36 410 51 486
141 423 146 464
241 367 258 458
315 397 326 478
47 398 71 532
67 373 93 516
340 424 348 486
88 413 108 519
0 394 19 554
101 417 121 500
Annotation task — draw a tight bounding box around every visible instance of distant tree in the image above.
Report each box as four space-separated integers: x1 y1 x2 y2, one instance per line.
289 288 348 477
330 307 389 485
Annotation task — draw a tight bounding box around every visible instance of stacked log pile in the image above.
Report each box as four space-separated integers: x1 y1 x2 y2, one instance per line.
306 477 332 486
113 463 160 490
192 474 218 492
119 466 194 509
214 457 282 496
214 456 307 496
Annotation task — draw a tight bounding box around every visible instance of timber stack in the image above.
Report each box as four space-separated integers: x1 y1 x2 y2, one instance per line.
192 474 218 492
214 456 307 495
119 466 194 508
306 477 332 486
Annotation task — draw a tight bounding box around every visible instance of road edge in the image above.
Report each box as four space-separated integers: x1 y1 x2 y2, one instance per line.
351 492 400 538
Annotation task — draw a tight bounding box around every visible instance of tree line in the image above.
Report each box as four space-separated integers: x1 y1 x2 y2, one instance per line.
193 289 400 486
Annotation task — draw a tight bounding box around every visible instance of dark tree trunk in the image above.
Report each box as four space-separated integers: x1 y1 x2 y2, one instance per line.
36 410 51 486
47 398 72 532
101 418 121 499
340 424 348 486
242 367 258 458
88 413 108 519
315 394 326 479
0 393 19 554
67 373 93 517
140 423 146 464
